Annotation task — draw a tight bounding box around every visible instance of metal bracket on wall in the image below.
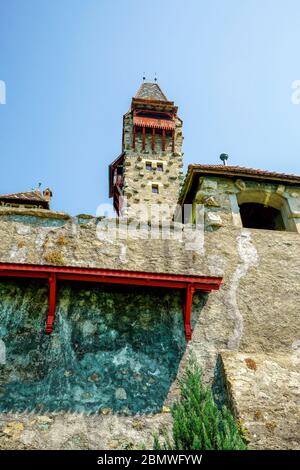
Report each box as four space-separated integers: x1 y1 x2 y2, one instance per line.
0 263 223 341
183 285 196 341
46 273 57 334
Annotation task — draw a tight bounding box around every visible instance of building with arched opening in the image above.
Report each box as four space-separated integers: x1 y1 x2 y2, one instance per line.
179 164 300 234
0 83 300 450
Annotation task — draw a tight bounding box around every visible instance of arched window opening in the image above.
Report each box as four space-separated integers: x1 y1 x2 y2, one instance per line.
235 189 299 232
239 202 285 231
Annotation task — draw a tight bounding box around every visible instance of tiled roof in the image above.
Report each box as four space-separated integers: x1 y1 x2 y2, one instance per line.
179 164 300 204
134 82 168 101
0 191 47 201
187 165 300 183
0 190 49 207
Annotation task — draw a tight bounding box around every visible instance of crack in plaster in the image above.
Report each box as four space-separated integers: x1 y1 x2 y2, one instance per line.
227 230 259 350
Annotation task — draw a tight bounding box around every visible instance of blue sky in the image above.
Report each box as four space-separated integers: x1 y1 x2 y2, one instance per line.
0 0 300 215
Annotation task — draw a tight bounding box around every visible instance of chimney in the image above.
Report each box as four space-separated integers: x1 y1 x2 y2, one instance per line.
43 188 53 204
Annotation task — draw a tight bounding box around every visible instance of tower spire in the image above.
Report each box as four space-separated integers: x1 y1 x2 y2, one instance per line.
109 83 183 220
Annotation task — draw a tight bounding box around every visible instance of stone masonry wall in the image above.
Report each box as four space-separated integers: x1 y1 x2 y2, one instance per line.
188 175 300 233
0 206 299 448
220 352 300 449
0 207 299 368
122 113 184 219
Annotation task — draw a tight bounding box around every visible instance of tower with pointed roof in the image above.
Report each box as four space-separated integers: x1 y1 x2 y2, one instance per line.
109 82 184 219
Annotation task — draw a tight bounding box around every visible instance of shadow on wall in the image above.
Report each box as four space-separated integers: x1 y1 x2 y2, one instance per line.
212 355 231 411
0 281 205 414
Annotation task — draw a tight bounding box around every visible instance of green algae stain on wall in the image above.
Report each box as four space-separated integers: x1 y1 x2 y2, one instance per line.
0 281 187 413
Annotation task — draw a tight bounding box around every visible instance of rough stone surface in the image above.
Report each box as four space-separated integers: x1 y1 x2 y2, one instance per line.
0 205 299 449
0 412 172 450
182 175 300 233
122 109 184 220
220 352 300 450
0 281 187 414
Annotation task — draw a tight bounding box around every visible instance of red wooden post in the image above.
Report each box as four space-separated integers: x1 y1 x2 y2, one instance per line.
152 128 155 151
162 129 165 151
46 273 57 334
183 284 195 341
142 126 146 150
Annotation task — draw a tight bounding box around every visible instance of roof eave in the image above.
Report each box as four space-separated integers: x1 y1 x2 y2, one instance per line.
189 166 300 185
0 198 49 209
178 165 300 205
131 98 176 111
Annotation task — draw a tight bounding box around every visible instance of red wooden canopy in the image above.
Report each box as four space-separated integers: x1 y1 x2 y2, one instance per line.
133 116 175 130
0 263 222 340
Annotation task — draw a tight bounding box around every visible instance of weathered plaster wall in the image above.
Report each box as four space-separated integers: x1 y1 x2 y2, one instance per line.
0 207 299 373
0 207 299 449
221 352 300 450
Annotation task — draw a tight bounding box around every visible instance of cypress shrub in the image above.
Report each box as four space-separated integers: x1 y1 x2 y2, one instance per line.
154 362 247 450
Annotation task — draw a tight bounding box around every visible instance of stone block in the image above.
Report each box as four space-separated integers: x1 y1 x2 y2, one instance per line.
200 178 218 190
205 212 223 227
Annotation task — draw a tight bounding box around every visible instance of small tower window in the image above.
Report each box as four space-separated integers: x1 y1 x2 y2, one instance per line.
152 184 159 194
157 163 163 171
146 162 152 171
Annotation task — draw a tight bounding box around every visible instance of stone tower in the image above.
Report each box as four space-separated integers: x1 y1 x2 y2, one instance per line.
109 82 184 220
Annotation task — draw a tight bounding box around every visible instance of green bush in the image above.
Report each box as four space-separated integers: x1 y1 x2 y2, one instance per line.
154 362 247 450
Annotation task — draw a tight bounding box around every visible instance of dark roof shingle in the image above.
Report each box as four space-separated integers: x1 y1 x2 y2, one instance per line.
179 164 300 204
134 82 168 101
0 191 46 201
187 165 300 183
0 190 50 208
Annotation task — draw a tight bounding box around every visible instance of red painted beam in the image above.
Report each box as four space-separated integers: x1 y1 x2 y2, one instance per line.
0 263 223 340
0 270 49 279
57 273 189 289
0 263 222 286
